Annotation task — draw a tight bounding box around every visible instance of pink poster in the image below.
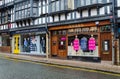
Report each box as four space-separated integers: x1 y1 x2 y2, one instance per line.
88 37 96 50
73 39 80 51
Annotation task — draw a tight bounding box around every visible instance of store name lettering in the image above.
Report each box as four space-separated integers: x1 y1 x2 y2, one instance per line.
16 29 41 34
68 27 97 33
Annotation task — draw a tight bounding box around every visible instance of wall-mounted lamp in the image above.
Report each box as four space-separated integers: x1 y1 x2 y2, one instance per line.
95 21 99 26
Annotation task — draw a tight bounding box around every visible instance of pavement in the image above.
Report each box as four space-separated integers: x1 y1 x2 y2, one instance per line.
0 52 120 74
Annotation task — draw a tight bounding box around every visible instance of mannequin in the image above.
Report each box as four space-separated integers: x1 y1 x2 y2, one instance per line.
73 35 80 52
41 37 45 53
88 35 96 52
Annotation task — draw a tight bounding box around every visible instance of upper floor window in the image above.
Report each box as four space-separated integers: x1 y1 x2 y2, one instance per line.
15 0 38 20
49 0 74 13
86 0 91 5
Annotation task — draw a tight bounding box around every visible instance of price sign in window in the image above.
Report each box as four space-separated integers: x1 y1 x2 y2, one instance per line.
102 40 109 52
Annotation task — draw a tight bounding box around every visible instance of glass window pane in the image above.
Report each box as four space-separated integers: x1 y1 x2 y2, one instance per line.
33 8 37 16
91 0 97 4
42 0 46 5
27 9 30 17
52 2 55 12
86 0 91 5
28 1 30 7
98 0 103 3
25 1 27 8
33 1 37 7
25 9 27 18
61 0 64 10
56 1 60 11
22 10 24 18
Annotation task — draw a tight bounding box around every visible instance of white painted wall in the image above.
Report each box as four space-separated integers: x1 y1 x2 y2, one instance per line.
54 15 59 22
39 7 41 15
91 9 97 16
72 12 75 19
76 12 80 19
107 0 110 3
39 18 42 24
42 17 46 24
49 16 53 23
107 6 110 14
67 13 71 20
117 0 120 7
35 19 38 25
43 6 46 14
82 10 88 17
60 14 65 21
117 10 120 17
99 7 105 15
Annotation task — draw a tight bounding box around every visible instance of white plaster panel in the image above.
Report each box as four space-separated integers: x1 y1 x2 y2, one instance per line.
49 16 53 23
117 10 120 17
117 0 120 6
76 12 80 19
60 14 65 21
42 17 46 23
91 9 97 16
82 10 88 17
107 6 110 14
99 7 105 15
54 15 59 22
67 13 71 20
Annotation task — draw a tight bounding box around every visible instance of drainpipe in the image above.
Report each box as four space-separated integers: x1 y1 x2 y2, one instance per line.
45 13 49 60
111 0 118 65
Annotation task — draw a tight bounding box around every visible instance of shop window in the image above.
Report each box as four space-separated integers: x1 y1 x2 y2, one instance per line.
100 25 111 32
2 36 10 46
68 34 98 56
52 31 57 36
58 30 67 35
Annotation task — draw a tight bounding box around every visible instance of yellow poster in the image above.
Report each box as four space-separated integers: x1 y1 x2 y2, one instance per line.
13 34 20 54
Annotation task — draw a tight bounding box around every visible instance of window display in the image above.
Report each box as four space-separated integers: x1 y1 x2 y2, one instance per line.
21 34 46 54
30 36 37 52
68 34 98 57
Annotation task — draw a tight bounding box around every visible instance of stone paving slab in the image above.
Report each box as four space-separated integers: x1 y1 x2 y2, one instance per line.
0 53 120 74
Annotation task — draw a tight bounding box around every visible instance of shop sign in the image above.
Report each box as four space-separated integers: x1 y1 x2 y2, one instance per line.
68 27 97 34
13 28 46 34
61 36 66 41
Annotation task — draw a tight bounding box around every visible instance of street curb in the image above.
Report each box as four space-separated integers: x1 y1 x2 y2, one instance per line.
0 53 120 75
4 55 120 75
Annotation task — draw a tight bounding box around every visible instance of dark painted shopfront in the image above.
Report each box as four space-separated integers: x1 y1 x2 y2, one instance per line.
49 20 112 61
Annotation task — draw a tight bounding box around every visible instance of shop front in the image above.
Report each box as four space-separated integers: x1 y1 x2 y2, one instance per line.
50 21 112 61
0 32 11 53
12 27 47 55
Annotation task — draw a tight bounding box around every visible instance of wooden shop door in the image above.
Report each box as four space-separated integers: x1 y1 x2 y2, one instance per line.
51 35 67 58
57 35 67 58
51 35 58 56
100 32 112 61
